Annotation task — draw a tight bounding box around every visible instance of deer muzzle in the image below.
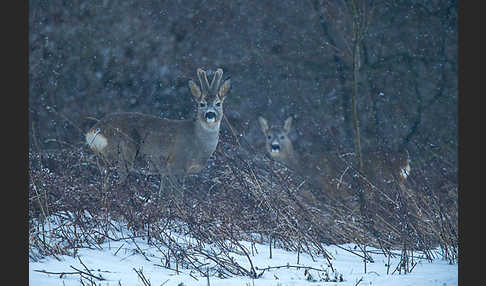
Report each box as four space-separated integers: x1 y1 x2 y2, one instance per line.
271 141 280 153
205 111 216 123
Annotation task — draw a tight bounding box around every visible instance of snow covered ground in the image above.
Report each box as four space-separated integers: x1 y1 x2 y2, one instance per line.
29 235 457 286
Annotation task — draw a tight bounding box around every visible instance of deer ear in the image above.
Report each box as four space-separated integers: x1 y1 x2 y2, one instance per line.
283 116 293 134
258 116 269 134
218 78 231 100
188 80 202 99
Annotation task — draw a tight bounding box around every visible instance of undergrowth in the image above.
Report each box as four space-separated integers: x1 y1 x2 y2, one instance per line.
29 125 458 279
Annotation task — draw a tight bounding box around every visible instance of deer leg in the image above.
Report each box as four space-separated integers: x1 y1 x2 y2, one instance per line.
101 169 110 192
157 175 179 197
113 140 137 190
94 155 109 192
115 163 129 187
95 154 118 193
158 174 165 196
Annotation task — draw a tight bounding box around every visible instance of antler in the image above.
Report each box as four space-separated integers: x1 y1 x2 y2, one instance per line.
209 68 223 94
197 68 210 94
197 68 224 95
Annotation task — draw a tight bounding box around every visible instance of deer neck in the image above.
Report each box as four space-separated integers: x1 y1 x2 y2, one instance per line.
194 118 221 152
287 148 300 168
279 144 299 169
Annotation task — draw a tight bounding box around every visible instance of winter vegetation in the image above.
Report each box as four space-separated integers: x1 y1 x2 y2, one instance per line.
29 217 457 285
29 135 457 284
29 0 458 285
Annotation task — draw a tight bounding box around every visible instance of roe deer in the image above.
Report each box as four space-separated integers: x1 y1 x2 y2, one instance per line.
258 116 300 169
85 68 231 191
258 116 411 201
258 115 348 199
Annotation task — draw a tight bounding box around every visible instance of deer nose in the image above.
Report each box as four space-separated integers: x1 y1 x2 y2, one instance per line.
271 142 280 153
205 111 216 123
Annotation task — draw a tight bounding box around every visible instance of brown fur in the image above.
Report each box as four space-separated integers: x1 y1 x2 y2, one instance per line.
85 68 231 191
258 116 411 201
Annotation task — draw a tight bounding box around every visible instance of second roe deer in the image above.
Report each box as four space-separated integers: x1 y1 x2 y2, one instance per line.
85 68 231 192
258 116 300 169
258 116 411 201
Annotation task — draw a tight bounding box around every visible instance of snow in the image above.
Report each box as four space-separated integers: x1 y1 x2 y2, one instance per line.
29 234 457 286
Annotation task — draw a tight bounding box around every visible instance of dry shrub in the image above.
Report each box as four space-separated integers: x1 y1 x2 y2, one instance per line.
29 127 458 274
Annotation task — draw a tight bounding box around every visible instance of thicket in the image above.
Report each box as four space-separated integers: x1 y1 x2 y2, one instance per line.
29 124 458 279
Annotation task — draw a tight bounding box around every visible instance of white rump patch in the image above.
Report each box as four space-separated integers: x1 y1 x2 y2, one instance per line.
400 160 411 179
86 128 108 152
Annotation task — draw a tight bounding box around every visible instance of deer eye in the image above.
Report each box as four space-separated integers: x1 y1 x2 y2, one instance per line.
199 102 207 107
215 102 221 107
280 135 285 140
267 135 272 140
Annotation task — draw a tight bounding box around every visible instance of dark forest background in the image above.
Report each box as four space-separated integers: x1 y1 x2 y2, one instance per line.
29 0 457 172
29 0 458 269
